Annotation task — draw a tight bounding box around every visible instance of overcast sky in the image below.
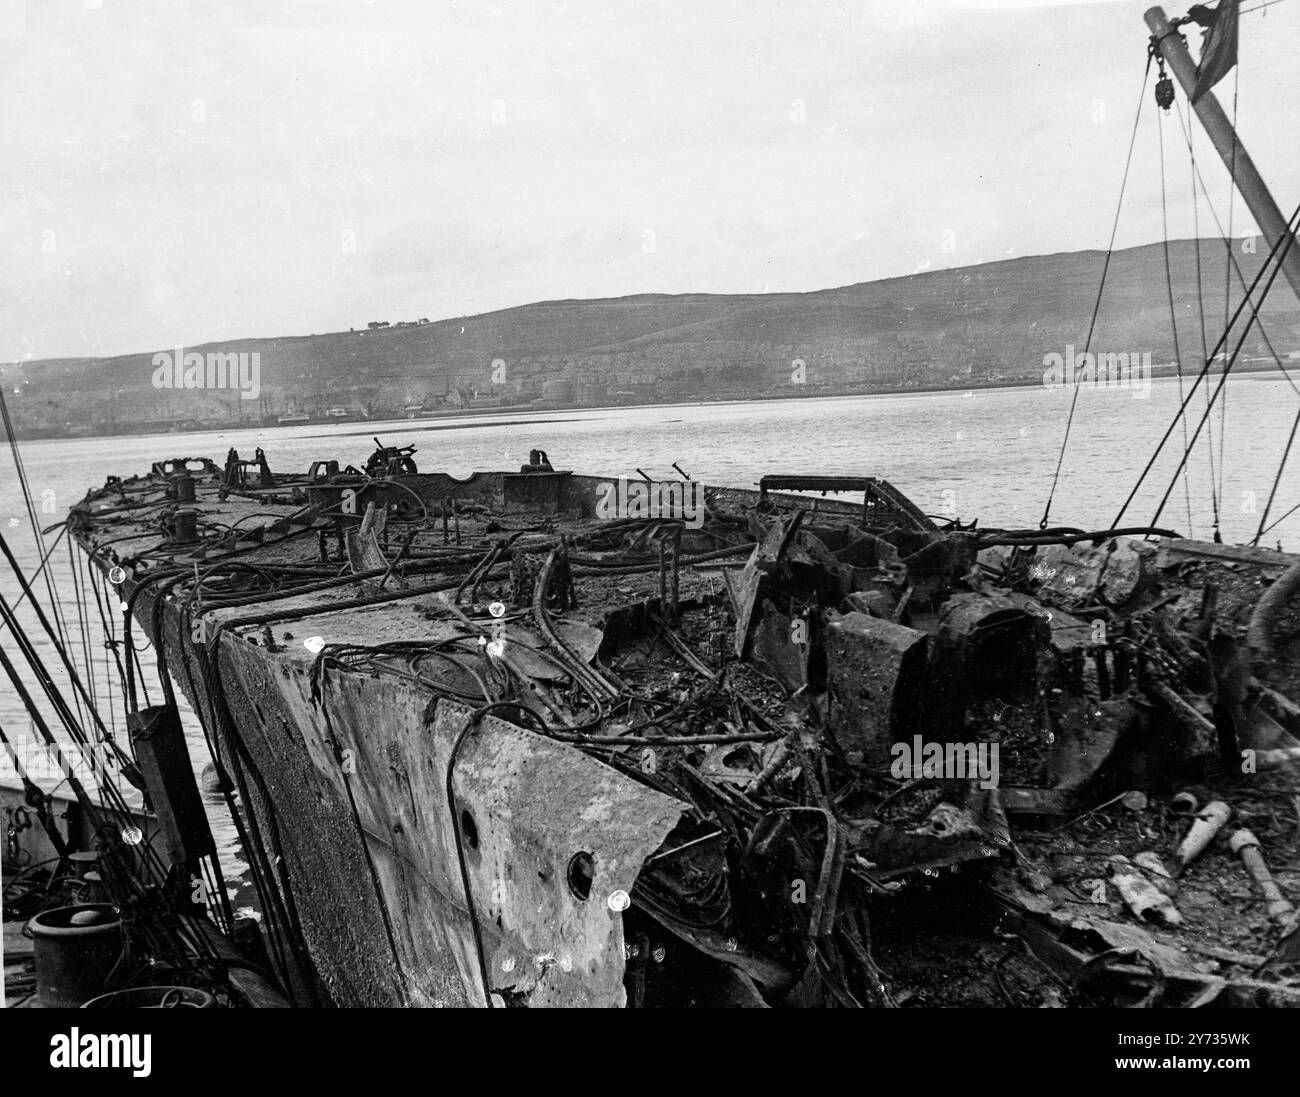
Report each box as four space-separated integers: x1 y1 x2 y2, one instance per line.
2 0 1296 361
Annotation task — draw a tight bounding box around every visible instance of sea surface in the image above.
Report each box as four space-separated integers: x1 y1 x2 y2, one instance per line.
3 373 1299 902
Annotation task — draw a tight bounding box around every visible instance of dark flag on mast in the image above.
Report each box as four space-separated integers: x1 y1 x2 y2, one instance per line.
1187 0 1240 103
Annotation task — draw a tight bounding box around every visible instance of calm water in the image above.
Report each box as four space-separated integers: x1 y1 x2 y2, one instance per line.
3 374 1298 896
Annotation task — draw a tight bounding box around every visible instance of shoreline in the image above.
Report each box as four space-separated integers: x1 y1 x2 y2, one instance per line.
13 359 1294 444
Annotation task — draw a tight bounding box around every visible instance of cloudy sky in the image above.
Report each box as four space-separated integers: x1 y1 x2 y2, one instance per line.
2 0 1296 361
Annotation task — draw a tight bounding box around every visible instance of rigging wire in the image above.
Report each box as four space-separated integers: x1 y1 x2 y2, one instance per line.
169 617 300 995
1221 62 1241 510
1148 205 1300 529
1156 106 1198 537
1114 202 1300 527
83 551 123 736
0 588 135 825
1253 398 1300 544
163 589 323 1003
0 529 132 768
0 517 239 991
0 384 85 729
0 592 223 986
1170 100 1299 398
1041 53 1151 530
67 534 98 714
1255 500 1300 540
0 644 103 839
0 522 68 631
1181 107 1222 538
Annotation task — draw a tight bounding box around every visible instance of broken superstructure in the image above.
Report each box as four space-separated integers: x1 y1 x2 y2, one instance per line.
64 442 1300 1007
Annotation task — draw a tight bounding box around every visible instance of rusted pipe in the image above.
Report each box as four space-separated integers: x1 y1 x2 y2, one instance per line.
1229 829 1296 925
534 547 618 700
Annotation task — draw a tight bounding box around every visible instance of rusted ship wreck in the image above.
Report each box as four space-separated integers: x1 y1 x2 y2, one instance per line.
58 440 1300 1008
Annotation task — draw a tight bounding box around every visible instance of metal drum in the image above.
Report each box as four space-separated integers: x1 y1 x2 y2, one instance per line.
29 903 123 1008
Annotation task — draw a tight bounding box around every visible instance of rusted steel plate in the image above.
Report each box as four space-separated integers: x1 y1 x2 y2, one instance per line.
825 611 929 763
221 633 685 1007
732 512 805 658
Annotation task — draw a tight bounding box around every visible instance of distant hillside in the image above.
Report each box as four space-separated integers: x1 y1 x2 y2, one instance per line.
6 238 1299 438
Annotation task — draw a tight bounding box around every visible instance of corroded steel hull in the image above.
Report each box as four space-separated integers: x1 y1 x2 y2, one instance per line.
69 450 1300 1008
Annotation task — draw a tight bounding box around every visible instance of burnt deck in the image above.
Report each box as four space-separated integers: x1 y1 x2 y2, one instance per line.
64 446 1300 1007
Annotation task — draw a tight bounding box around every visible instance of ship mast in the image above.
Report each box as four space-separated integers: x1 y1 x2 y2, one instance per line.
1144 6 1300 304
